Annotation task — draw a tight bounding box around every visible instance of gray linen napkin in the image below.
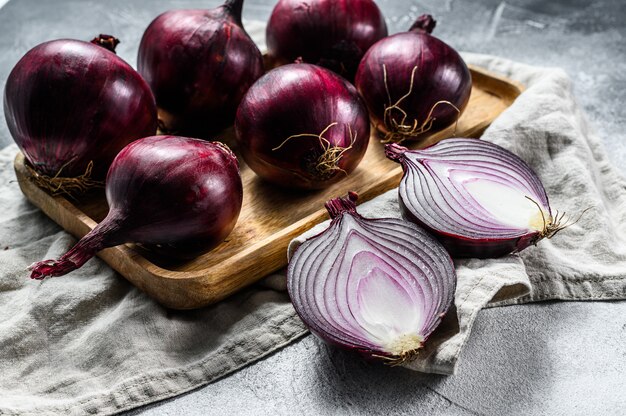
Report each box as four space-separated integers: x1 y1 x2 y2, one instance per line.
1 35 626 416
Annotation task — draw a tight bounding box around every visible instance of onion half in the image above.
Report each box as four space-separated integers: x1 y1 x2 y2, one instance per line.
355 14 471 143
287 192 456 363
385 139 567 258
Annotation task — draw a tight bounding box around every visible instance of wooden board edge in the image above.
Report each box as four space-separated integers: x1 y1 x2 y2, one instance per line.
468 64 525 103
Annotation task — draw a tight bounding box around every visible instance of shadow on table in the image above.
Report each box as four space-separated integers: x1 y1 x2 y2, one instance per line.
307 302 560 414
307 341 449 412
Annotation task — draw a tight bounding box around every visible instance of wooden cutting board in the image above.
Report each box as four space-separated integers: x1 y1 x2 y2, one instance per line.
14 65 524 310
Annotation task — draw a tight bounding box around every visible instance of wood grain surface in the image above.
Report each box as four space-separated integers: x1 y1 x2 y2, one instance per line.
14 65 523 310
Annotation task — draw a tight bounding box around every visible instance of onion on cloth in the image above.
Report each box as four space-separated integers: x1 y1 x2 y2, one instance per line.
385 139 580 258
3 36 157 194
138 0 264 137
29 136 243 279
235 63 370 190
355 14 471 144
266 0 388 80
287 192 456 364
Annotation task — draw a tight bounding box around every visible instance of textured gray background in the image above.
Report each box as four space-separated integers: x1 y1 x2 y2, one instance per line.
1 0 625 415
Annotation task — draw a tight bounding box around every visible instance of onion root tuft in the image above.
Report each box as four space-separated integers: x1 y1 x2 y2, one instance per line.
381 65 460 143
25 160 104 198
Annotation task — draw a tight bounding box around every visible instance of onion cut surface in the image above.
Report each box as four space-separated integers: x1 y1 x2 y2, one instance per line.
287 193 456 364
386 139 563 258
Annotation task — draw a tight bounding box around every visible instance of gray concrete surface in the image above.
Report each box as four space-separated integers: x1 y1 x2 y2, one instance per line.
1 0 625 415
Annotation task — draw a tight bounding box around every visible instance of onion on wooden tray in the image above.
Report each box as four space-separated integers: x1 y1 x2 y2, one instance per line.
235 62 370 190
28 136 243 280
4 35 157 195
266 0 388 81
356 14 472 144
138 0 264 137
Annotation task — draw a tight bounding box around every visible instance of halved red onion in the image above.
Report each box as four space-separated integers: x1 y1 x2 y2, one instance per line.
385 139 564 258
287 192 456 363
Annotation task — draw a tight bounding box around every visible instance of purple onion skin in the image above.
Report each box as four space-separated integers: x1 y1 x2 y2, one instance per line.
4 39 157 179
235 63 370 190
266 0 387 80
29 136 243 279
138 0 264 137
355 15 471 142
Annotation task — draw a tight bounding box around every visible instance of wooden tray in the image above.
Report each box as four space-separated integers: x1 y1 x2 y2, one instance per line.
14 65 523 310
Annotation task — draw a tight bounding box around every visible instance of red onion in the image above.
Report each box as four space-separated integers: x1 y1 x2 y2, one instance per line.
235 63 370 190
288 192 456 363
355 14 471 143
29 136 243 279
385 139 572 258
138 0 264 137
266 0 388 80
3 37 157 193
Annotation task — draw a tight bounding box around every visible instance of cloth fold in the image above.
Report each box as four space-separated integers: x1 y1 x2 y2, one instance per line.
465 52 626 305
1 32 625 415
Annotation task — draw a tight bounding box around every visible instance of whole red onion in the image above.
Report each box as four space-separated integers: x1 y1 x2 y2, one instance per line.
235 63 370 190
138 0 264 137
29 136 243 279
266 0 388 80
4 37 157 184
355 15 472 143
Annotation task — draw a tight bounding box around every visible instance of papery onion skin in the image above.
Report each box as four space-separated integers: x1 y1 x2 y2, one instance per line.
4 39 157 180
287 192 456 363
266 0 388 80
137 0 264 137
386 139 553 258
355 14 471 143
235 63 370 190
29 136 243 279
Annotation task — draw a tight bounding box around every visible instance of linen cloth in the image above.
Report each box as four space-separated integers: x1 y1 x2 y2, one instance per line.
1 42 626 416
